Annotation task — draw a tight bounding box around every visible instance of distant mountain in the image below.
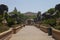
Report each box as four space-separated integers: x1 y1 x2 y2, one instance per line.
24 12 37 16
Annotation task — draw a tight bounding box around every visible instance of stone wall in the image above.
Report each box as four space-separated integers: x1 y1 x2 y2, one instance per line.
0 28 12 40
39 25 60 40
52 28 60 40
13 25 24 34
40 26 48 33
0 24 25 40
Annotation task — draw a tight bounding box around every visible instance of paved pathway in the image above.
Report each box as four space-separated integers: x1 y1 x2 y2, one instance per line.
10 25 55 40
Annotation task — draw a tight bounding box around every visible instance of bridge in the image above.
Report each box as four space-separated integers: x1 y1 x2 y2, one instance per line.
10 25 55 40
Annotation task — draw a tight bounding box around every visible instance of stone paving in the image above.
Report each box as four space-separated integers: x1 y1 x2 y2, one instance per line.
10 25 55 40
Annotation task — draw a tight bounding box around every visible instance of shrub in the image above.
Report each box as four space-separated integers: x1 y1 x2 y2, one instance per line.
0 24 9 33
7 17 15 27
54 26 60 30
42 19 56 27
48 19 56 27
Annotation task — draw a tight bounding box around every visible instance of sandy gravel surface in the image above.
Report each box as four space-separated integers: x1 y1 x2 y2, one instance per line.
10 25 55 40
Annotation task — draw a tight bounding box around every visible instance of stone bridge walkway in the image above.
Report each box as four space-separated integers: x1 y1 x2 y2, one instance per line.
10 25 55 40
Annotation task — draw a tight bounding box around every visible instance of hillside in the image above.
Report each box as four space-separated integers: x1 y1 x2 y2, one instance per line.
24 12 37 16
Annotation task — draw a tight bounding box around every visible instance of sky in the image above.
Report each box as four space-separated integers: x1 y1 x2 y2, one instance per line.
0 0 60 13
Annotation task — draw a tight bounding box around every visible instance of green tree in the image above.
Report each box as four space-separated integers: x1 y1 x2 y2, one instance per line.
55 4 60 11
47 8 55 15
0 4 8 15
0 4 8 25
37 11 41 21
54 4 60 18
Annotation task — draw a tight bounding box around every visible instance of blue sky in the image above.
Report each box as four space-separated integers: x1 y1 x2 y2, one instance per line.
0 0 60 13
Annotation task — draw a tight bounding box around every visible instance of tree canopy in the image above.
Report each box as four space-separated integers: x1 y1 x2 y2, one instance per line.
0 4 8 15
55 4 60 11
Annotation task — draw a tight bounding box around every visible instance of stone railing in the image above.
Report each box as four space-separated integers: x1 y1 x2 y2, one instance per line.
12 24 25 34
52 28 60 40
39 25 60 40
0 24 25 40
40 25 48 33
34 24 48 33
0 28 12 40
34 24 40 28
12 25 24 34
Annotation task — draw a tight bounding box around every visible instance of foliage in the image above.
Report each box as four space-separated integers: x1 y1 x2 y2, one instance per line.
48 19 56 27
7 17 15 27
8 7 28 24
0 4 8 15
0 15 3 23
47 8 55 15
41 4 60 30
54 11 60 18
0 25 9 33
42 12 51 20
55 4 60 11
19 14 28 23
0 4 9 33
42 18 56 27
0 4 29 33
37 11 41 21
54 26 60 30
